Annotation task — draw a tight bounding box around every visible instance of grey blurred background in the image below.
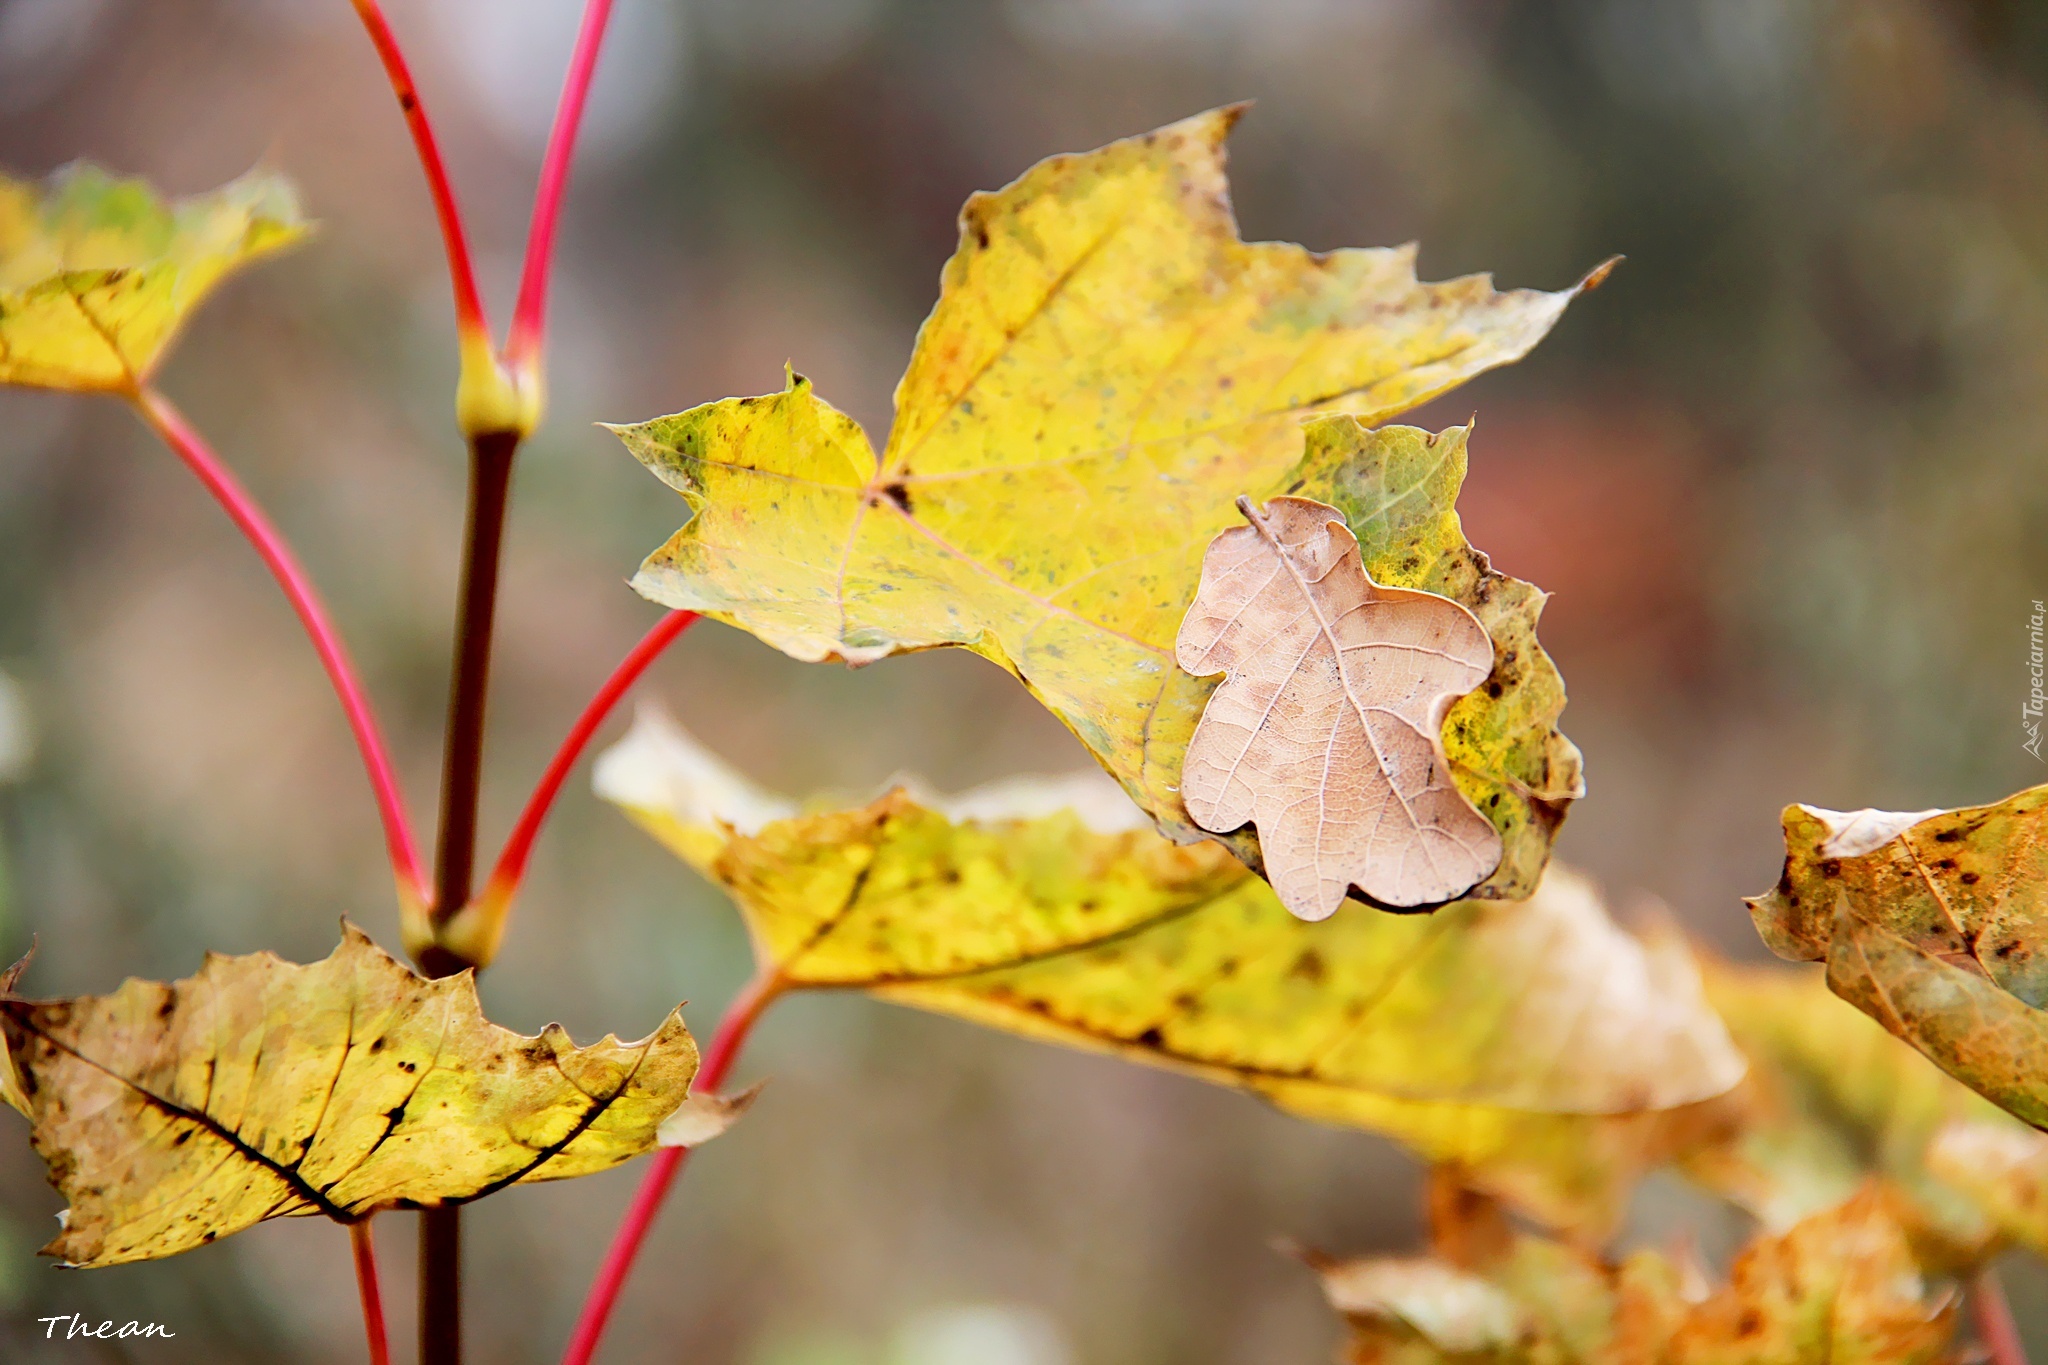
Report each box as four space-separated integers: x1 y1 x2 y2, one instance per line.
3 0 2047 1359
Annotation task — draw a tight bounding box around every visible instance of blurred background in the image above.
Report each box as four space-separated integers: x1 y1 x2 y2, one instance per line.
3 0 2048 1359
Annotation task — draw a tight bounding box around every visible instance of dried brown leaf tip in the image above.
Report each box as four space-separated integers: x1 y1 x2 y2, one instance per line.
1175 494 1501 919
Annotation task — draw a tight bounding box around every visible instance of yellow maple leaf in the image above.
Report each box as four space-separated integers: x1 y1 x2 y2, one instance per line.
0 162 306 392
597 710 1741 1233
0 927 698 1268
610 109 1594 902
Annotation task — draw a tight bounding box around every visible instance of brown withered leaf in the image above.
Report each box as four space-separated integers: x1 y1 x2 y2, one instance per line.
1175 495 1500 919
1303 1185 1957 1365
1748 788 2048 1131
1300 1228 1677 1364
1676 1185 1957 1364
0 926 698 1267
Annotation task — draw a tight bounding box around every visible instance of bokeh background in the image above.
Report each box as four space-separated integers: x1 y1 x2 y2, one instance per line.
3 0 2048 1359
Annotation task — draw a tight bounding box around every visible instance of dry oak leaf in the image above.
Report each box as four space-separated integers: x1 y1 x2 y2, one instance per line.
0 926 698 1268
611 107 1593 901
1176 494 1497 918
1303 1186 1957 1365
0 163 306 392
596 709 1740 1234
1685 957 2025 1268
1749 786 2048 1131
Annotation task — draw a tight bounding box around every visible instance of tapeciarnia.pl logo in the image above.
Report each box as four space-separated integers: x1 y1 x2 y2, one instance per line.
2027 598 2045 761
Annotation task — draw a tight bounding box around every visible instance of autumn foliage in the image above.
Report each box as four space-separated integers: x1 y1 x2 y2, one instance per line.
3 10 2048 1365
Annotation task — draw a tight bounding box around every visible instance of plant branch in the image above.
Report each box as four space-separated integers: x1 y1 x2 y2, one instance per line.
506 0 618 372
131 389 429 910
420 1206 461 1365
351 1220 392 1365
427 432 520 947
443 611 697 966
1976 1267 2031 1365
561 970 784 1365
413 424 518 1365
348 8 623 1358
346 0 489 340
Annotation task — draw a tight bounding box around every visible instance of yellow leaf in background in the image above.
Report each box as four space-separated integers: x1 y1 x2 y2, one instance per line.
1927 1119 2048 1258
612 108 1593 901
597 710 1741 1234
1302 1187 1957 1365
0 927 698 1268
1176 494 1499 917
1748 788 2048 1130
1686 957 2023 1267
0 163 305 392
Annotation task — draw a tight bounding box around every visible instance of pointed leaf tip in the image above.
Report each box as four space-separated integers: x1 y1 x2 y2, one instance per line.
1577 256 1623 292
657 1081 763 1149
